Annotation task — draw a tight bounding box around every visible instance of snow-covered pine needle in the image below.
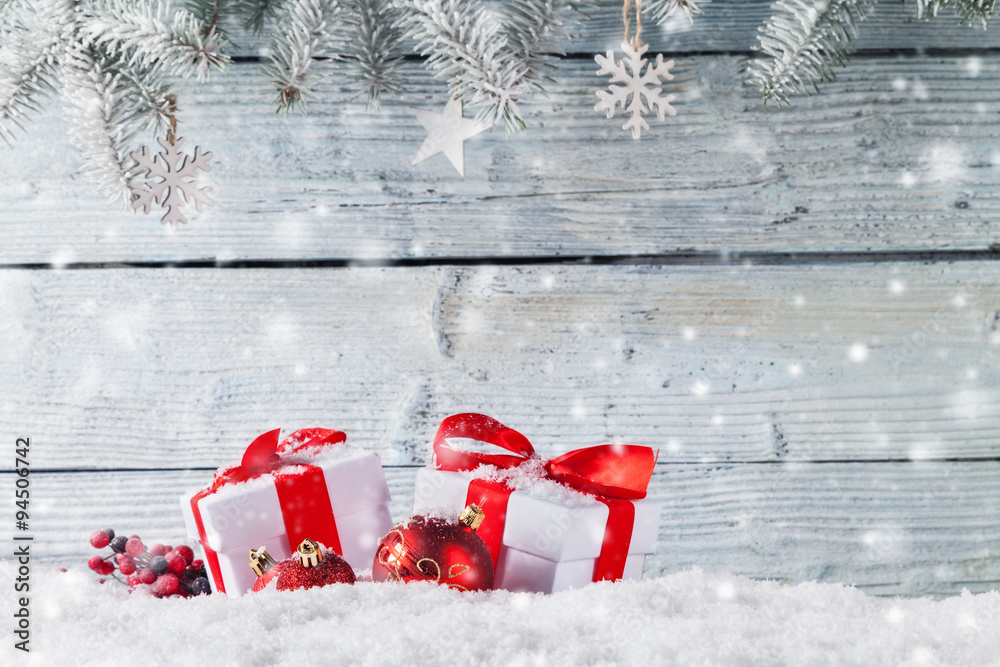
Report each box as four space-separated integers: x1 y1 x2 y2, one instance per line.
647 0 709 23
262 0 340 112
109 59 175 137
232 0 285 33
342 0 405 110
0 0 18 22
747 0 874 106
85 0 230 82
915 0 996 26
402 0 527 132
184 0 235 43
502 0 583 88
63 45 151 207
0 0 74 144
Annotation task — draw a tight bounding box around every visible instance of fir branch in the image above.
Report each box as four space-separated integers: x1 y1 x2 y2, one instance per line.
233 0 285 33
0 0 74 144
262 0 340 112
502 0 582 86
402 0 527 132
0 0 17 22
915 0 996 25
63 44 151 206
342 0 405 110
647 0 708 23
85 0 230 81
956 0 997 25
107 58 175 136
747 0 874 105
185 0 232 42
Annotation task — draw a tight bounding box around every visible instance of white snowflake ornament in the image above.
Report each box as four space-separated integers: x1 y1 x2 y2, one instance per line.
129 136 214 230
595 41 677 139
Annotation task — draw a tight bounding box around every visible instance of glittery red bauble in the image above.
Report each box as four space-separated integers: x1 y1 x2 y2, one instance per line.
252 561 287 593
275 549 356 591
372 515 494 592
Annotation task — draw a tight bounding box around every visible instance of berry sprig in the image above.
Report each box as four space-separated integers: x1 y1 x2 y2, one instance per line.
88 528 211 598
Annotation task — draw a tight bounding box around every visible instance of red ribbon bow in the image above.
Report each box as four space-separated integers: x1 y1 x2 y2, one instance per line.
433 413 656 583
191 428 347 594
210 427 347 490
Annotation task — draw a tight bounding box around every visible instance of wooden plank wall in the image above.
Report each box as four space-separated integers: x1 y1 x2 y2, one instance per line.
2 1 999 596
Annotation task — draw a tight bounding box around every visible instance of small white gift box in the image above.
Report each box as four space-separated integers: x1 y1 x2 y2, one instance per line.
413 413 662 594
181 428 392 597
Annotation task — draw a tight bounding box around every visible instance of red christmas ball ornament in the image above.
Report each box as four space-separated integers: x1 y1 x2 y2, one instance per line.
249 546 288 593
275 539 356 591
372 504 494 592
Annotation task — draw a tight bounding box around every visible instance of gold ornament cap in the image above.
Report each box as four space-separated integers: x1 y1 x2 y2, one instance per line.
249 546 277 577
458 503 486 531
295 538 324 568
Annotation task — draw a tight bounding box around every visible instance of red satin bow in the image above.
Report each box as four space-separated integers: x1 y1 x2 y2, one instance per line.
433 413 655 499
211 427 347 491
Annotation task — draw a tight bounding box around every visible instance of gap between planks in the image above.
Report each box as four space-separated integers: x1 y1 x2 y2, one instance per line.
5 249 1000 272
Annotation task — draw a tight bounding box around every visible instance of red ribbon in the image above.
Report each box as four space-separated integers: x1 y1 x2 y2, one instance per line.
433 413 656 583
190 428 347 594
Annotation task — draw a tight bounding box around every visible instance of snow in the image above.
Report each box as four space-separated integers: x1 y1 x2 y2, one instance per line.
205 442 370 501
7 567 999 666
469 459 598 509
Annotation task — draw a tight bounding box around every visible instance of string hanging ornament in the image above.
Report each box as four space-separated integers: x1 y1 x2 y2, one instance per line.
594 0 678 139
128 96 215 230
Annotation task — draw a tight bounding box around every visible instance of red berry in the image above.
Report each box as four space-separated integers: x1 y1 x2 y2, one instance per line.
89 530 110 549
154 573 179 596
127 575 140 587
149 544 170 556
118 557 137 575
58 568 67 573
173 545 195 564
125 537 145 558
138 568 157 585
166 553 187 576
88 555 105 572
95 560 115 576
190 559 203 571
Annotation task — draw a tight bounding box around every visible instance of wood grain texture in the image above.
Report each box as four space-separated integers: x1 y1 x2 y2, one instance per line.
4 54 1000 264
9 461 998 596
219 0 1000 57
3 262 998 468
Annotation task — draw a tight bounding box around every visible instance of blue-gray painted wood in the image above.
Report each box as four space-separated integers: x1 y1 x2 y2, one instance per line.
3 56 1000 264
1 6 998 597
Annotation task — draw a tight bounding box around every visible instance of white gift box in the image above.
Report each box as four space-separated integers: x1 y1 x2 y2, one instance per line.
181 444 392 598
411 467 661 594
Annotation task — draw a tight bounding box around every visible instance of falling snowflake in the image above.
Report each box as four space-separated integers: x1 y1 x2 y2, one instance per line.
129 136 214 230
594 41 677 139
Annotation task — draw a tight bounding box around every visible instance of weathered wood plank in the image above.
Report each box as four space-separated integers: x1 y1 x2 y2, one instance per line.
3 262 998 468
12 461 999 596
3 55 1000 264
219 0 1000 57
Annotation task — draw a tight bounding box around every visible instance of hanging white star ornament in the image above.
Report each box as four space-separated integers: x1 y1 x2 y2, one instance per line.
410 98 490 177
595 41 677 139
